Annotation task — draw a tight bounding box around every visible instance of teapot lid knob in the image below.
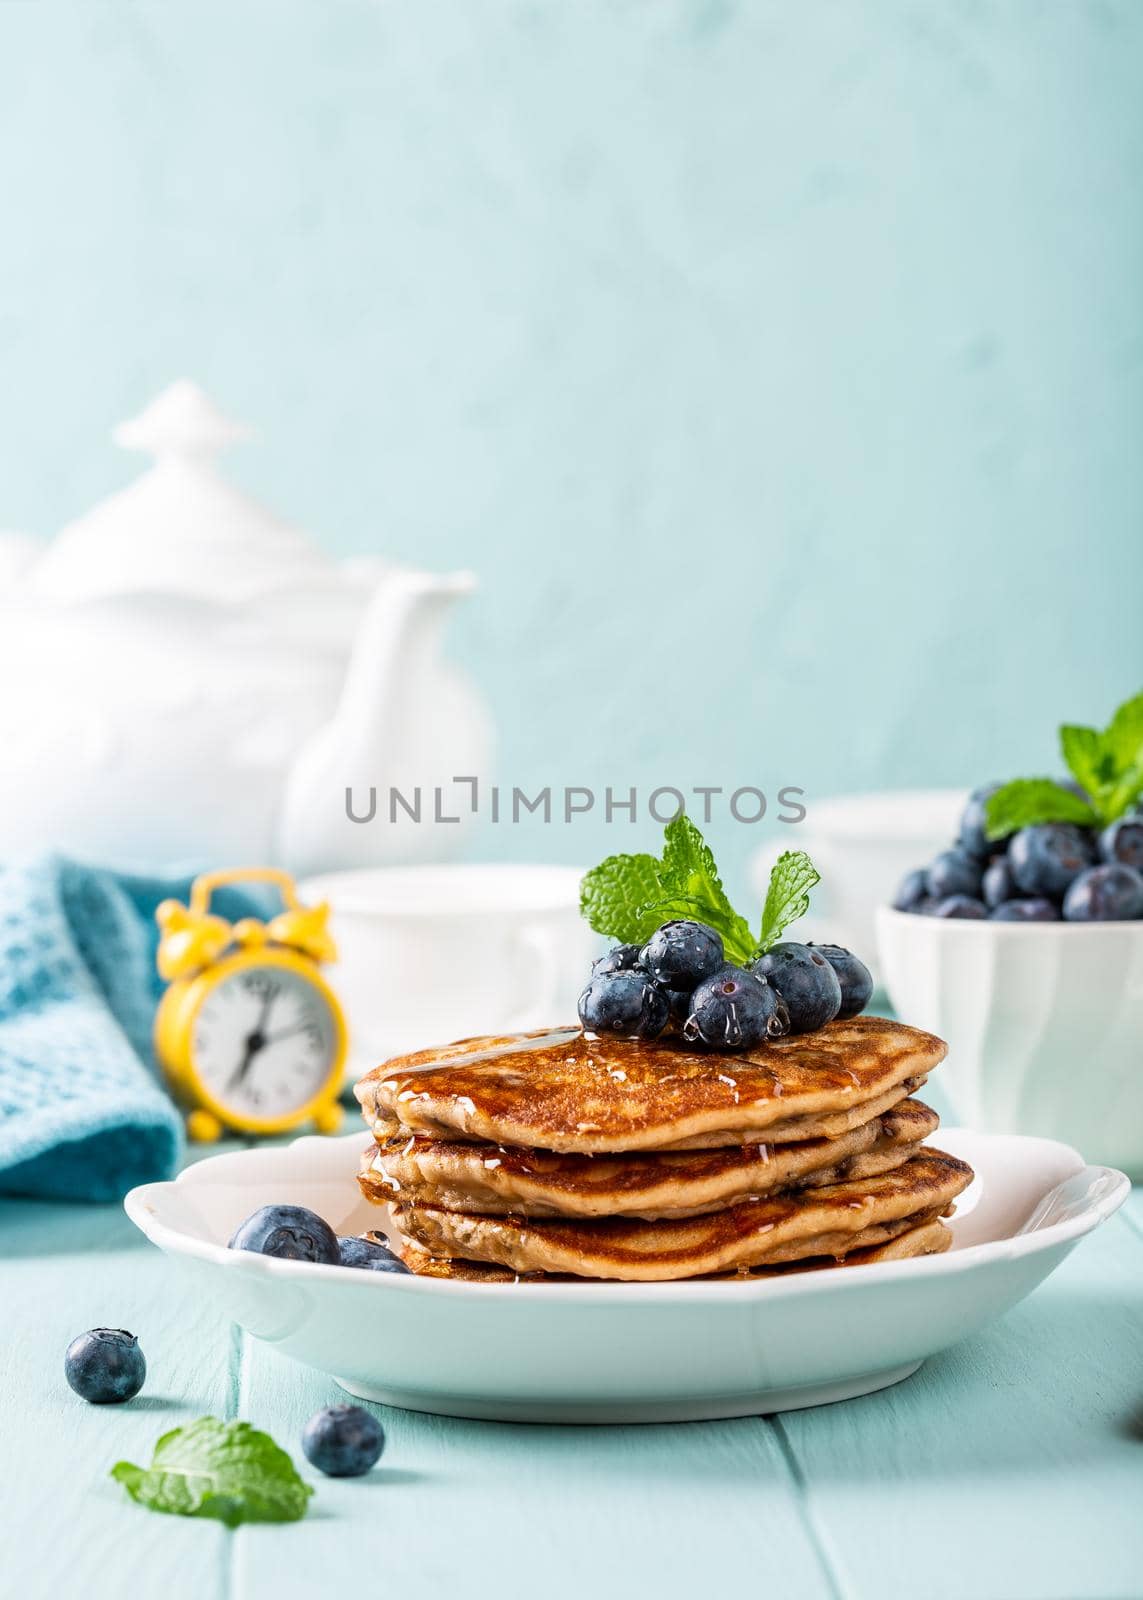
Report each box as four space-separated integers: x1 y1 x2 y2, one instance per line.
113 380 250 464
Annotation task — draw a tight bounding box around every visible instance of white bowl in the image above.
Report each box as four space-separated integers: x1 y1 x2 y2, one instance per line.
123 1127 1126 1424
877 907 1143 1179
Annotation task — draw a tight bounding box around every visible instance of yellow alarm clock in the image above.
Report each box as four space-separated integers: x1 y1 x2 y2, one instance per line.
154 867 347 1142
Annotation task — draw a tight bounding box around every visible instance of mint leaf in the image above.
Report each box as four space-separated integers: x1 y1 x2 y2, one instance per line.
1054 690 1143 825
757 851 820 952
984 778 1097 840
1104 690 1143 765
579 817 805 966
579 852 665 946
654 816 755 964
1101 691 1143 818
1058 724 1105 799
111 1418 313 1528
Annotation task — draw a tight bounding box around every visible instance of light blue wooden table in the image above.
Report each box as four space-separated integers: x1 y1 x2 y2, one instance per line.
4 1151 1142 1600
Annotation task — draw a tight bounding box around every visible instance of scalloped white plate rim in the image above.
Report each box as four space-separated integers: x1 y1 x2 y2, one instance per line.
124 1126 1129 1303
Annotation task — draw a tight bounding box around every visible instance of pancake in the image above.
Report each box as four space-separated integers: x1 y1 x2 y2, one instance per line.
355 1016 946 1154
359 1098 940 1220
390 1148 972 1281
381 1215 953 1281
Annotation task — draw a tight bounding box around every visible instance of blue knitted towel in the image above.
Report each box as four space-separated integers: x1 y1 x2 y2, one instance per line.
0 858 260 1203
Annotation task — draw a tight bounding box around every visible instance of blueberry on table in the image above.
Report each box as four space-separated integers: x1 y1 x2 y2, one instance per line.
64 1328 146 1404
591 944 645 977
1062 864 1143 922
989 898 1060 921
958 783 1003 860
930 895 988 918
893 868 928 913
338 1236 411 1274
641 920 725 991
982 857 1014 909
302 1404 385 1478
751 943 842 1033
229 1205 340 1264
684 965 789 1050
1100 817 1143 872
924 849 984 902
578 969 669 1039
809 944 873 1018
1008 824 1092 899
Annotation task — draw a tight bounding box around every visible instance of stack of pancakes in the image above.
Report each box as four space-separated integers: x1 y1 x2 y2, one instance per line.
354 1015 973 1282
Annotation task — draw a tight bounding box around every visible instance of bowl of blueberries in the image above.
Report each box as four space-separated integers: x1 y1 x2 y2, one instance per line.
876 781 1143 1178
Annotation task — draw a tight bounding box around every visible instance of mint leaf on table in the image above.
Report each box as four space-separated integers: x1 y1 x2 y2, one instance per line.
111 1417 312 1528
757 850 821 953
579 817 816 966
984 777 1098 840
984 689 1143 837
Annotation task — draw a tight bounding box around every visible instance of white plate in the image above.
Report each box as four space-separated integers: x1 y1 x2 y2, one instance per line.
124 1129 1127 1424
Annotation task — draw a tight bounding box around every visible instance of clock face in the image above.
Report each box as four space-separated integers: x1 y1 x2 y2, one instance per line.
190 964 339 1121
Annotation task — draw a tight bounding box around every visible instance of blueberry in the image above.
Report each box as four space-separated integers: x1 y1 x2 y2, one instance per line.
591 944 645 977
958 783 1004 860
989 898 1060 921
930 895 988 918
64 1328 146 1405
981 857 1014 909
1008 824 1093 899
302 1404 385 1478
337 1236 411 1274
684 965 788 1050
641 920 725 991
751 942 842 1033
1062 864 1143 922
893 868 928 913
665 988 693 1027
809 944 873 1019
924 849 984 902
1100 817 1143 872
229 1204 340 1264
578 969 669 1039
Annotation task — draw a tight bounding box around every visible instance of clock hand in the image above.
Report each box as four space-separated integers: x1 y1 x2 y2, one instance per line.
227 989 279 1091
228 1035 260 1092
258 1021 314 1048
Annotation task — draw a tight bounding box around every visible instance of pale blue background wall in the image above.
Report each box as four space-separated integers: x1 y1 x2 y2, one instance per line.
1 0 1141 897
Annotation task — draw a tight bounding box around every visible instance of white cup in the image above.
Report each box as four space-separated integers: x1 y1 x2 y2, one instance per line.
297 864 596 1078
749 790 967 983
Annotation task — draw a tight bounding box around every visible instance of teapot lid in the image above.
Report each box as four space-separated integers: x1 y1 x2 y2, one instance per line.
27 381 334 604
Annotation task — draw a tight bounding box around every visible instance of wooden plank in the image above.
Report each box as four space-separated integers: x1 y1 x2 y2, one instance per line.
229 1338 835 1600
1 1198 235 1600
774 1212 1143 1600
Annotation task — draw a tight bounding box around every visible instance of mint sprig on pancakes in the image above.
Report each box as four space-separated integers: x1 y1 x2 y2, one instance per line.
580 815 819 965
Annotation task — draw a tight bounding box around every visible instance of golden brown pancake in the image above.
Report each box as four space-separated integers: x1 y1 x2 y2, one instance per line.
389 1149 972 1281
355 1017 946 1154
359 1098 939 1220
379 1213 954 1282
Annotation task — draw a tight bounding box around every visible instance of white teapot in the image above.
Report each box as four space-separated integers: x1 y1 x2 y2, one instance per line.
0 382 491 875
